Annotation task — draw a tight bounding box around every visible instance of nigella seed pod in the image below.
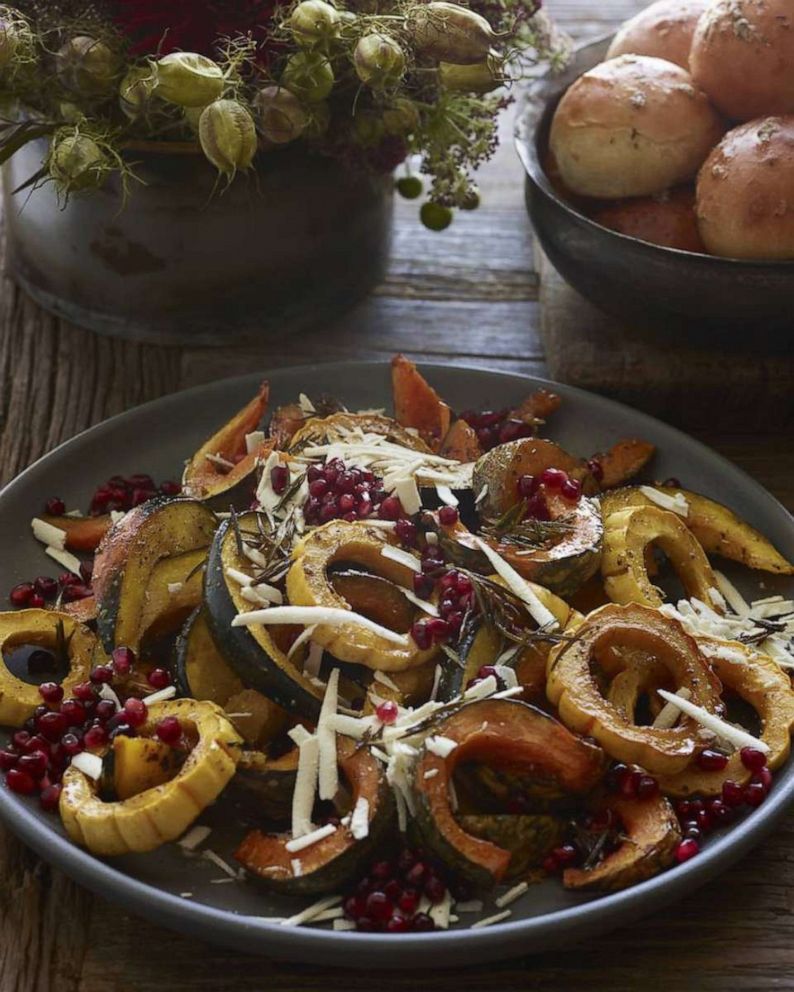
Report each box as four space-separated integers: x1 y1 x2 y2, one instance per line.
199 99 257 176
254 85 308 144
288 0 340 47
0 6 32 71
119 65 156 120
280 51 334 103
154 52 224 108
438 59 504 93
56 36 121 97
382 98 420 136
49 132 108 192
354 33 406 89
409 2 500 65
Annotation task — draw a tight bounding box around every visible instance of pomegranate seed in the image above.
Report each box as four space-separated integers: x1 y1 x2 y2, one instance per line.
636 774 659 799
24 735 49 754
560 478 582 501
438 506 459 526
411 913 434 932
744 782 767 807
271 465 289 495
662 477 682 488
387 915 410 933
356 917 376 932
19 750 48 778
412 573 434 600
0 750 19 770
131 488 154 507
397 848 417 873
159 481 181 496
542 854 559 873
28 593 45 608
682 822 702 841
128 474 154 490
5 768 36 794
90 665 113 684
147 668 172 689
83 725 108 749
608 763 630 792
455 574 473 595
79 561 94 585
39 783 62 811
586 458 604 482
476 427 496 449
156 716 181 745
343 895 365 920
365 891 393 923
9 582 34 607
722 780 745 807
426 618 450 642
398 888 419 914
707 798 731 824
405 862 428 888
59 572 82 588
95 701 118 723
525 492 550 520
34 576 59 600
516 475 536 499
72 682 96 702
371 860 393 881
740 747 767 772
619 769 642 799
551 844 578 867
378 496 402 521
12 731 30 750
395 519 417 547
697 749 729 771
62 583 92 603
499 419 531 444
410 620 432 650
60 699 86 728
111 646 135 675
36 711 68 741
309 478 328 498
675 838 700 863
423 874 446 902
539 467 568 489
61 733 82 756
753 767 773 790
45 497 66 516
123 697 148 727
376 701 398 725
39 682 64 704
319 500 338 522
384 879 401 901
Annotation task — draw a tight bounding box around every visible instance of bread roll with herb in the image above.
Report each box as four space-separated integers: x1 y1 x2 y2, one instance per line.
549 55 724 198
607 0 708 69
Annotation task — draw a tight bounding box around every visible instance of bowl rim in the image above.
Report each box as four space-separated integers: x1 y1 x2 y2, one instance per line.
514 34 794 270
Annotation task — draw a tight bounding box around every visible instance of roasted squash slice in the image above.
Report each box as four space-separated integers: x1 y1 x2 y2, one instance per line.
591 440 656 490
181 382 270 504
413 699 605 889
204 513 322 721
173 608 244 704
230 745 300 820
508 388 561 425
601 505 718 609
657 638 794 796
137 547 207 644
223 688 289 749
38 512 112 552
439 418 482 462
391 354 452 450
286 520 440 672
600 487 794 575
606 653 671 723
289 411 431 455
563 794 681 891
60 699 242 856
235 739 394 894
457 814 565 878
104 736 182 801
329 568 415 634
93 497 217 653
547 604 722 775
0 610 101 727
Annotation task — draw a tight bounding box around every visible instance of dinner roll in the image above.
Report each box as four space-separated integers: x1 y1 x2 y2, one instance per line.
607 0 709 69
590 186 706 252
549 55 724 198
691 0 794 121
696 116 794 258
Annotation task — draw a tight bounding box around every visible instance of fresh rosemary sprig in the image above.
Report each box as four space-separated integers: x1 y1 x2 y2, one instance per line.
481 501 574 551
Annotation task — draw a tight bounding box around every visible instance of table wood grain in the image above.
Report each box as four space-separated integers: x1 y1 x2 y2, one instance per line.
0 2 792 989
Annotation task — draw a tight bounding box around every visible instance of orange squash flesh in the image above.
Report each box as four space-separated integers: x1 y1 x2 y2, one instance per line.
40 513 112 552
439 418 482 462
391 354 451 450
594 439 656 490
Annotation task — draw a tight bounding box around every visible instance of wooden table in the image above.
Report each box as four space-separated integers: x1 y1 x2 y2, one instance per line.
1 2 792 988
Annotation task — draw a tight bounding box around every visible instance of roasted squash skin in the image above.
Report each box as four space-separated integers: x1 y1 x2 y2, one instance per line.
60 699 242 856
563 793 681 891
413 699 605 889
657 638 794 796
600 487 794 575
230 746 299 821
0 609 101 726
235 740 395 895
286 520 440 672
391 353 452 451
547 604 722 775
601 505 718 608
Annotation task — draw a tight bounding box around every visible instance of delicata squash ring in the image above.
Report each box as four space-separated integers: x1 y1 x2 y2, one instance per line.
286 520 440 671
601 505 718 609
59 699 242 856
0 609 99 727
547 604 722 775
657 638 794 797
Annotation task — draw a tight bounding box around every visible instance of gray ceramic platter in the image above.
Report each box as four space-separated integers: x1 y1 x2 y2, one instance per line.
0 361 791 968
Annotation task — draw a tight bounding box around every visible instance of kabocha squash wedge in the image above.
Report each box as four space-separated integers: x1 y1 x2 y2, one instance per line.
547 604 722 775
601 487 794 575
60 699 242 856
391 354 452 450
0 610 100 726
93 497 217 653
457 814 565 878
181 382 271 505
601 505 718 608
204 513 323 720
437 499 603 596
413 699 605 889
657 638 794 796
235 739 394 894
286 520 440 672
563 794 681 891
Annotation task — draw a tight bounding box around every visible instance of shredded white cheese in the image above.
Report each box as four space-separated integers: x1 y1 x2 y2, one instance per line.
333 918 356 932
245 430 265 454
714 571 751 617
657 688 769 752
202 849 238 878
71 751 102 780
423 768 439 780
167 581 183 595
233 606 410 646
350 796 370 840
639 485 689 517
285 823 337 853
31 517 67 550
473 537 558 630
291 733 320 838
287 623 318 660
317 668 340 801
393 477 422 516
435 484 459 507
652 687 692 729
426 735 458 758
380 544 422 573
280 894 342 927
178 825 212 851
495 881 529 908
45 545 82 576
455 899 484 914
141 686 177 705
374 671 400 692
429 889 454 929
470 909 512 929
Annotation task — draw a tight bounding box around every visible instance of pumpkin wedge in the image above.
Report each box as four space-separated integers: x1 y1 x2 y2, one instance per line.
457 814 565 878
60 699 241 856
591 439 656 490
391 353 451 451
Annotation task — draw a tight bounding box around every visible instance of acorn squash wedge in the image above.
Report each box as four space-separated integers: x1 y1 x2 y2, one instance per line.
173 608 244 703
413 698 605 889
59 699 242 856
563 794 681 891
102 735 183 801
137 547 207 645
457 814 565 878
601 505 718 609
590 439 655 491
286 520 440 672
93 497 217 654
38 512 112 552
0 609 101 727
235 739 394 894
391 353 452 451
288 411 432 455
230 745 300 821
547 603 722 775
657 638 794 796
181 382 271 505
600 487 794 575
204 513 323 721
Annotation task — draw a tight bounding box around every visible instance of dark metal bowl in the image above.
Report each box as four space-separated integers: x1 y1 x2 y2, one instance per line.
514 37 794 348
